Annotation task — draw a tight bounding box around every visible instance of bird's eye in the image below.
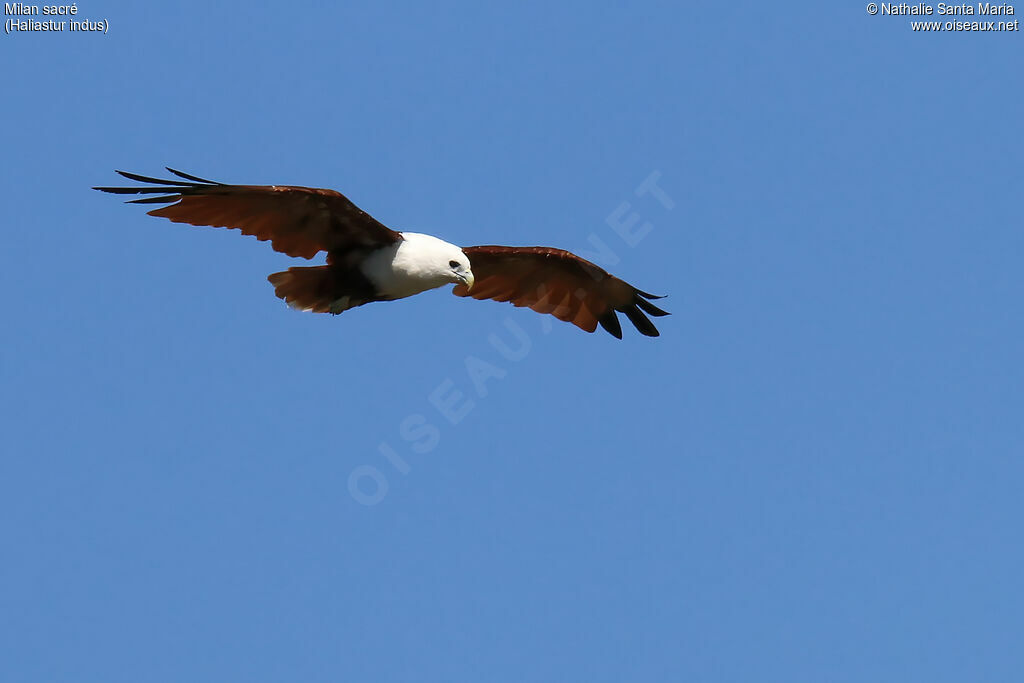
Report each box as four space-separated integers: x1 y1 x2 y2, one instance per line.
449 260 460 268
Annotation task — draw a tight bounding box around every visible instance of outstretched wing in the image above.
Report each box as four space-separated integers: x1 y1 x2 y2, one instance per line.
455 246 668 338
94 168 402 259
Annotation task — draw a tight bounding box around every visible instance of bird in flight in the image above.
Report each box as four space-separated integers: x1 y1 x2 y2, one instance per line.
94 168 668 338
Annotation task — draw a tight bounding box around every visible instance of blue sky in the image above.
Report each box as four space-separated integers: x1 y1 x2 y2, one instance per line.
3 2 1022 681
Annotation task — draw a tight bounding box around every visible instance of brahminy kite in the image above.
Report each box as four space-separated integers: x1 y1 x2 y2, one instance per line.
94 169 668 338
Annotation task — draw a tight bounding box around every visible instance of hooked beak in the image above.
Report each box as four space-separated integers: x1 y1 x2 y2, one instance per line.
458 270 475 291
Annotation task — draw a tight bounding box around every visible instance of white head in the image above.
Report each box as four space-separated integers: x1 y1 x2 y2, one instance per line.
397 232 474 289
364 232 474 299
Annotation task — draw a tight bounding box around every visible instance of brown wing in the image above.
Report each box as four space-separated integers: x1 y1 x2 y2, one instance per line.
454 246 668 338
94 168 401 259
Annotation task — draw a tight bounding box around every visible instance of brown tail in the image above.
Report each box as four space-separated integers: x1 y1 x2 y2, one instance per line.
267 266 374 314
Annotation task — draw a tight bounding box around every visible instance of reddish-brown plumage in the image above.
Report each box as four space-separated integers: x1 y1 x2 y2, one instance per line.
147 186 401 259
95 169 667 338
94 170 400 259
266 265 379 314
454 246 667 337
266 266 339 312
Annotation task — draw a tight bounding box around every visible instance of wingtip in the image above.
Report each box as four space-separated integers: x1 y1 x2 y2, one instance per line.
165 167 220 184
598 311 624 339
635 295 670 318
622 304 661 337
